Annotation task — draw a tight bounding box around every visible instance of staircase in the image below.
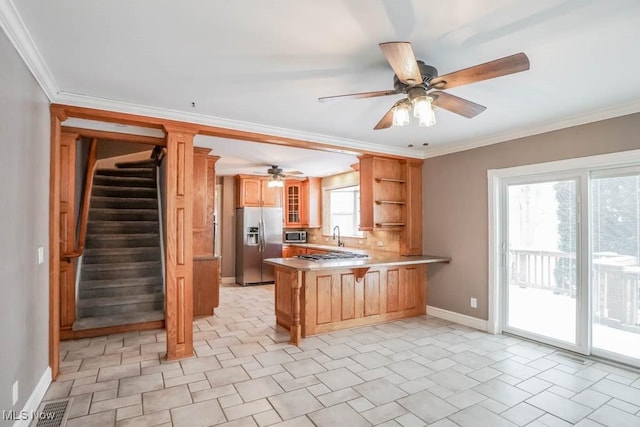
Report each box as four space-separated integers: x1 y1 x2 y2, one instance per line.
73 159 165 331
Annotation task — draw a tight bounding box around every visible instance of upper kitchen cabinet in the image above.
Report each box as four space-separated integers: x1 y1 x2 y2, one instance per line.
236 175 282 207
359 155 423 255
284 178 321 228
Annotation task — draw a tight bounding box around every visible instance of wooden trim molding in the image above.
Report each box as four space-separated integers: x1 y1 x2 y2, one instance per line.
61 126 166 146
50 104 403 158
164 125 195 360
49 111 63 379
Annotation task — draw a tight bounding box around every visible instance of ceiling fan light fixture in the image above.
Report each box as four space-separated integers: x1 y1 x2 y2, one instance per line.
267 175 284 188
392 104 410 127
415 96 436 127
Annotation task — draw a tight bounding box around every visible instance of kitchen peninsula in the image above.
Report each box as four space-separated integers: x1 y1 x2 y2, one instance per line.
264 250 450 345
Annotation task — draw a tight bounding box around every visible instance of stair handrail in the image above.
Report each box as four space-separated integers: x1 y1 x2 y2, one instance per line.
62 138 97 261
151 145 165 164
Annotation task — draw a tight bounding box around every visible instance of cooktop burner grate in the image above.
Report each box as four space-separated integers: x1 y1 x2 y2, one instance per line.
296 252 369 261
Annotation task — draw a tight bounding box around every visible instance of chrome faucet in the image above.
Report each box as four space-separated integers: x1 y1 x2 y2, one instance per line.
332 225 344 247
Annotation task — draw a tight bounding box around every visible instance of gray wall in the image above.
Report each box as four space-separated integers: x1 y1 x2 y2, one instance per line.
0 30 51 412
423 113 640 320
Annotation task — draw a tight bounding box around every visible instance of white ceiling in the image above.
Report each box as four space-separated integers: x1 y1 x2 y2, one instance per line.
4 0 640 161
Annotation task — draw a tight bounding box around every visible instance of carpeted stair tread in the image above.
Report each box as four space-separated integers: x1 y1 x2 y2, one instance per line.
82 261 161 272
76 293 164 318
87 233 160 240
115 160 157 168
79 276 163 289
95 168 155 178
93 175 156 187
87 221 159 234
92 185 158 198
89 210 159 222
83 251 160 264
90 196 158 209
73 310 164 331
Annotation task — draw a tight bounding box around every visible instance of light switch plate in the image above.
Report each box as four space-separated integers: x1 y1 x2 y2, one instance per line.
470 298 477 309
37 246 45 265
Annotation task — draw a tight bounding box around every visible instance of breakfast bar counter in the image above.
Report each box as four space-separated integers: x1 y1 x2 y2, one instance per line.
264 253 450 344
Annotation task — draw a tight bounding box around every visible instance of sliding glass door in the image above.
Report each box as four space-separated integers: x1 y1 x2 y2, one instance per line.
497 161 640 367
504 177 582 351
591 169 640 364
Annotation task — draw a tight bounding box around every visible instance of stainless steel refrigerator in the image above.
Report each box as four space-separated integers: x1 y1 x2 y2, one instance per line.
235 207 283 286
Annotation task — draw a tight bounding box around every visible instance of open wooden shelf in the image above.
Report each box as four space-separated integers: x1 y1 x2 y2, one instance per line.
375 200 406 205
375 222 406 227
375 177 406 184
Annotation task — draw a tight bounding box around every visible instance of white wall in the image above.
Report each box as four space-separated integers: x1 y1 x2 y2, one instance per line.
0 27 51 414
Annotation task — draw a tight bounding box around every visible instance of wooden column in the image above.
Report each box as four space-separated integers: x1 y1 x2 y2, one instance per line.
400 159 424 255
49 106 67 379
164 125 196 360
290 270 303 345
59 131 79 334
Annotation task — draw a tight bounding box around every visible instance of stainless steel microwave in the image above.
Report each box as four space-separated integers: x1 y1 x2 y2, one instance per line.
284 230 307 243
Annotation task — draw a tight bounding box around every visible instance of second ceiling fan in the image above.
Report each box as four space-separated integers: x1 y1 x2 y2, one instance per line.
318 42 530 130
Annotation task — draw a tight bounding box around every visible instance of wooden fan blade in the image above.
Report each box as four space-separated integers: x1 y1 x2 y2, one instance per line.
430 52 530 89
379 42 423 85
318 90 400 103
430 91 486 118
374 106 395 130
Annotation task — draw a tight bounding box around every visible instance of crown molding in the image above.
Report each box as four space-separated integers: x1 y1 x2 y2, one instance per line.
423 99 640 159
0 0 57 100
55 90 422 159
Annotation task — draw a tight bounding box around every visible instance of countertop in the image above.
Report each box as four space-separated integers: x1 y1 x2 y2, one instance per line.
264 253 450 271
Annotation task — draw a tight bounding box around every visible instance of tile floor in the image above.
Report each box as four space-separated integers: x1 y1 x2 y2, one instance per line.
42 284 640 426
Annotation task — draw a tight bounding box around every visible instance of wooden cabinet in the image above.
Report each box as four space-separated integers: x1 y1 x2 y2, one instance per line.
282 246 328 257
282 245 294 257
285 180 303 226
236 175 282 207
192 148 220 317
193 257 220 316
284 177 321 228
306 177 322 228
359 155 423 255
274 263 426 343
193 148 220 256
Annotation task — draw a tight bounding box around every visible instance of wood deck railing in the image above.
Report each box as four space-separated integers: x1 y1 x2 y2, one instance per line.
509 248 640 330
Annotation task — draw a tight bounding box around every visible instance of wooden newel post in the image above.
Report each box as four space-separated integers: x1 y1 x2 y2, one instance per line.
164 125 196 360
290 271 303 345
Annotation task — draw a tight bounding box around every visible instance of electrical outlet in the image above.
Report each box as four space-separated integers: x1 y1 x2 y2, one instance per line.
470 298 477 309
12 381 18 405
358 240 364 245
376 241 384 247
37 246 45 265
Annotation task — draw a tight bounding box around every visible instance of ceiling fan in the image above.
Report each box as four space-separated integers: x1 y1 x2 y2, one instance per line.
265 165 303 187
318 42 530 130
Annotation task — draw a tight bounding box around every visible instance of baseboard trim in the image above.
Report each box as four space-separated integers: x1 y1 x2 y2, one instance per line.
427 305 488 332
221 276 236 284
13 366 51 427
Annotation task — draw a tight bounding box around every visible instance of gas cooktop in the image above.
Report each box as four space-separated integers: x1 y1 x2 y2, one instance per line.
296 252 370 262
